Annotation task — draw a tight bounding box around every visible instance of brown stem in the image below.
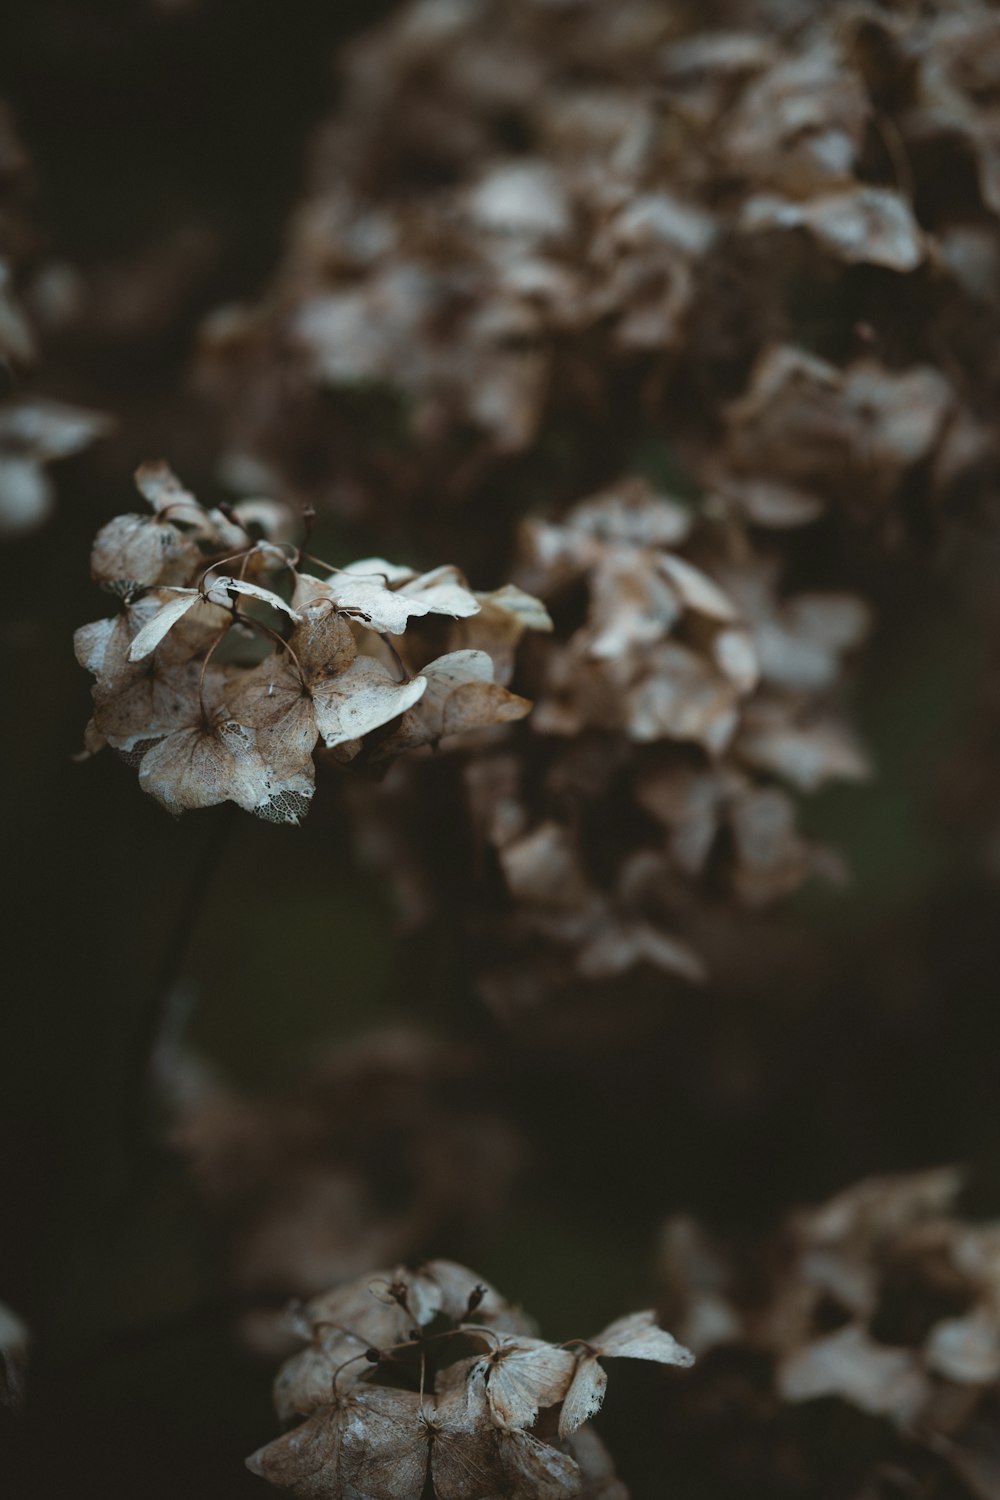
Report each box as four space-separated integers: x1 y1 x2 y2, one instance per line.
379 632 412 682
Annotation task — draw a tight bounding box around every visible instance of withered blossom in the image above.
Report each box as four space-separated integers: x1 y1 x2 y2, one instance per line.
249 1259 691 1499
75 464 543 821
659 1167 1000 1499
354 474 870 1008
25 4 1000 1494
197 0 998 544
190 0 1000 1012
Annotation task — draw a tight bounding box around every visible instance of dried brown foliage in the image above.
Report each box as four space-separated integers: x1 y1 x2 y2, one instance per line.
659 1169 1000 1498
200 0 999 535
248 1259 692 1499
75 463 544 821
23 3 1000 1496
346 467 871 1009
188 0 1000 1007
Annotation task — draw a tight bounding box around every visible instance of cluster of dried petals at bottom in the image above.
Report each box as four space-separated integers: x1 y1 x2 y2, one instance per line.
75 462 549 822
199 0 998 538
660 1167 1000 1497
165 1028 524 1352
249 1258 693 1499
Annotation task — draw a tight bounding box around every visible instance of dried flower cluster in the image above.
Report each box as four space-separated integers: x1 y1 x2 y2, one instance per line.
469 477 870 998
75 462 545 821
659 1168 1000 1497
200 0 999 534
191 0 1000 1002
347 472 870 1008
166 1028 524 1341
249 1258 693 1499
26 2 1000 1494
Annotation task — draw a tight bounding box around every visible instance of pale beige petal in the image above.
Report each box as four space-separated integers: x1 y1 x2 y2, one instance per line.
137 719 296 819
74 617 116 675
657 553 738 622
400 650 531 748
317 573 433 635
432 1371 508 1500
496 1426 582 1499
778 1325 927 1422
312 659 427 747
205 575 300 621
246 1404 346 1499
134 459 201 515
127 591 200 661
340 557 416 585
476 584 553 634
741 187 925 271
294 606 358 677
558 1355 607 1438
480 1339 576 1428
90 512 202 586
399 565 480 619
590 1310 695 1366
338 1387 429 1500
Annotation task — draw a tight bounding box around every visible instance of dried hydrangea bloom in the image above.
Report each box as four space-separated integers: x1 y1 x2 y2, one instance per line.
346 470 869 1009
708 349 975 533
658 1167 1000 1498
193 38 994 957
351 449 872 1006
188 0 1000 1008
248 1258 691 1498
197 0 999 552
76 464 543 821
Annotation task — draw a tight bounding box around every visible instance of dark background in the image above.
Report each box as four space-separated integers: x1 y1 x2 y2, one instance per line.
2 4 999 1496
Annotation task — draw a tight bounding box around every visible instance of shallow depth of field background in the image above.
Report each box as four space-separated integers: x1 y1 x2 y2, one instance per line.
2 3 1000 1497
